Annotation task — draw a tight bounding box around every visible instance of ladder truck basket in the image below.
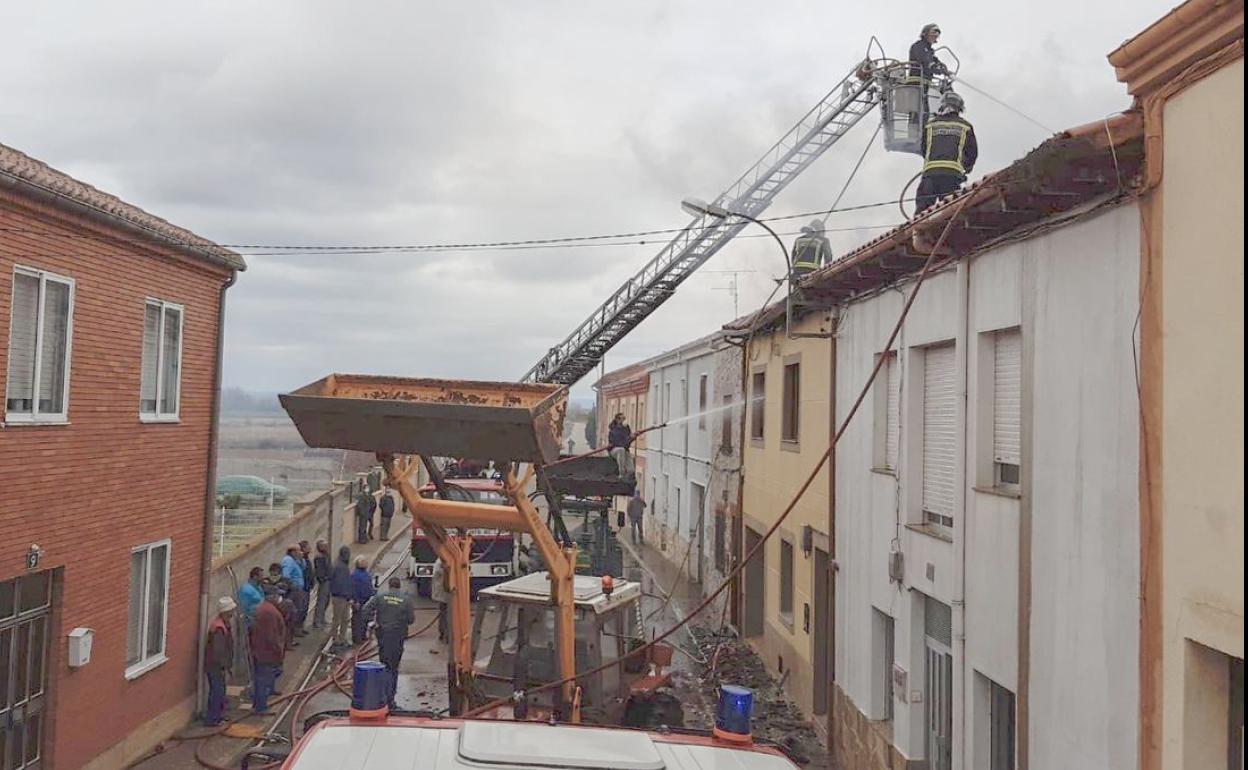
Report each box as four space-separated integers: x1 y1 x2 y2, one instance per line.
879 67 932 156
279 374 568 465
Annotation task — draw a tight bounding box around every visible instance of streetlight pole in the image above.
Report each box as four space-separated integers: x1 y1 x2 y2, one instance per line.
680 198 792 278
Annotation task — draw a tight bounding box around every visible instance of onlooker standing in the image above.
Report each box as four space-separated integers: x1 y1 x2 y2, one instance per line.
312 540 332 629
627 491 646 545
378 486 396 540
238 567 265 627
203 597 236 726
329 546 354 647
362 576 415 709
355 486 373 544
351 556 375 646
249 588 287 715
297 541 314 630
280 545 308 638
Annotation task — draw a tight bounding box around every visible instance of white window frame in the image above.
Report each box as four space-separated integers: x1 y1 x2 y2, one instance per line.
140 299 184 422
872 351 901 473
5 266 75 424
991 329 1021 494
125 539 172 679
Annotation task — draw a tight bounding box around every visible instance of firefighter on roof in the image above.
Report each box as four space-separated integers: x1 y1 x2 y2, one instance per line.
916 90 978 216
791 219 832 280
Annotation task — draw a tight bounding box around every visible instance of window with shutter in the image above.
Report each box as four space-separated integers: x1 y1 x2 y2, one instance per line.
140 300 184 421
5 267 73 422
922 344 956 529
993 330 1021 490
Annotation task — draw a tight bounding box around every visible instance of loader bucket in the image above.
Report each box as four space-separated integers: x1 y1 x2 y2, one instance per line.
279 374 567 465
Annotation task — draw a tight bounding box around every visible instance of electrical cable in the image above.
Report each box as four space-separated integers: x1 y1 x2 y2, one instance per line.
950 76 1055 135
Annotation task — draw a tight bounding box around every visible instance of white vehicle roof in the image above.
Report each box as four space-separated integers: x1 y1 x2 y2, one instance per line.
477 571 641 615
286 719 799 770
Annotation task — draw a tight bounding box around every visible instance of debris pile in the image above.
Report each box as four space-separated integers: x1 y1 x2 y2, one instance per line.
685 626 829 768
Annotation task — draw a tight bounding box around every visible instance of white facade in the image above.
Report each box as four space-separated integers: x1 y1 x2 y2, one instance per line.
642 332 742 588
833 202 1141 769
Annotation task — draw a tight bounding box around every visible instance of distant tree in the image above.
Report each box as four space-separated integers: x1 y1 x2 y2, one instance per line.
584 411 597 449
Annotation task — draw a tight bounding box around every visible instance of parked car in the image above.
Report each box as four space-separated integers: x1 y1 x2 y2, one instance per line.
216 475 289 503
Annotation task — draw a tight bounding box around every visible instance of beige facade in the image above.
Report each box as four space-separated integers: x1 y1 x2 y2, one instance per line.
738 312 834 727
1110 3 1245 768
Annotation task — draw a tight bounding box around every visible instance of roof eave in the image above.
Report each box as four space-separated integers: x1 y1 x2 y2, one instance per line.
1108 0 1245 95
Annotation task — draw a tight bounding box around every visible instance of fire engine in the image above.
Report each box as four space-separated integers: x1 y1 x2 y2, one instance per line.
408 473 516 597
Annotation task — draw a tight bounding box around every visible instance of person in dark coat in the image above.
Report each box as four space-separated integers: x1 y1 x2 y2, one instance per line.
249 589 286 714
351 557 376 645
329 545 354 647
378 486 397 540
916 90 978 216
607 413 634 478
312 540 332 629
362 576 416 709
355 487 375 544
627 491 647 545
203 597 236 726
908 23 948 83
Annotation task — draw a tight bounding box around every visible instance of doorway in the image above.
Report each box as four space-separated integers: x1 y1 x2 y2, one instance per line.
1 571 53 770
743 526 764 637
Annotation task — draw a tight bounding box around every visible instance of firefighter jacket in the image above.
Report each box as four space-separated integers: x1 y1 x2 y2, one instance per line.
908 39 947 82
791 234 832 273
921 115 978 178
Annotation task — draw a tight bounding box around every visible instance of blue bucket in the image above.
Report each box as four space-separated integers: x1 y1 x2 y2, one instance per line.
351 661 390 714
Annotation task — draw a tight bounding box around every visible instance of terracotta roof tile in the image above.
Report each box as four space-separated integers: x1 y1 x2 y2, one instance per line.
0 142 245 271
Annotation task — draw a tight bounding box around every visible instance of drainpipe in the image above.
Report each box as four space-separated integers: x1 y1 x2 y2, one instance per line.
196 270 237 718
952 258 971 770
826 311 839 753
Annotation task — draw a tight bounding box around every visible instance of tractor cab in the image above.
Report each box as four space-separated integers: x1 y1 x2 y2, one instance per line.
471 571 670 724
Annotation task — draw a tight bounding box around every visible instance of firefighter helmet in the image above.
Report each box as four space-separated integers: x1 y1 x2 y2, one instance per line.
807 219 825 234
939 90 965 114
921 23 941 38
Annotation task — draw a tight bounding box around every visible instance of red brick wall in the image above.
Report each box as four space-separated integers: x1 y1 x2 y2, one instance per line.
0 189 232 769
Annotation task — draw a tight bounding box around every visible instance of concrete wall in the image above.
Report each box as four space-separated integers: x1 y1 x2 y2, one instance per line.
740 312 832 720
833 203 1141 769
1158 57 1245 770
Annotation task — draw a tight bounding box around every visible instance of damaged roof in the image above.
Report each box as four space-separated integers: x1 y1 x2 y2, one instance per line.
724 110 1145 333
0 142 245 272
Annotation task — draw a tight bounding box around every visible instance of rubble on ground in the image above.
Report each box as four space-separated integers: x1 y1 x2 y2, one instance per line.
682 626 829 769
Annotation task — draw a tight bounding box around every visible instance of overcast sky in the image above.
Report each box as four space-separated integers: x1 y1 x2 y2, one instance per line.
3 1 1171 401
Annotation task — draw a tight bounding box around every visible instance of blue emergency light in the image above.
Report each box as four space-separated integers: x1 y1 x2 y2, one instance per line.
713 684 754 744
351 661 390 718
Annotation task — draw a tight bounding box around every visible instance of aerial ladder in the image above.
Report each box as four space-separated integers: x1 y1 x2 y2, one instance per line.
522 41 958 386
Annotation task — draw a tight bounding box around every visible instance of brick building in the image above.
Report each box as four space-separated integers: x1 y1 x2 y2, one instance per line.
1 143 244 769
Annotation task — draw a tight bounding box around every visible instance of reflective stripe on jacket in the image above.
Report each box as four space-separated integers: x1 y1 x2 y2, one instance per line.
921 116 977 177
791 234 831 271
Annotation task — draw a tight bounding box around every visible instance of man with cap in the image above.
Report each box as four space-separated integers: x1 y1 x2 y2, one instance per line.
362 576 416 709
204 596 236 726
249 588 287 715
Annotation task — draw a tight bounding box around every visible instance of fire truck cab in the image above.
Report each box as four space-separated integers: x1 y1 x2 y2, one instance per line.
409 475 516 597
270 716 803 770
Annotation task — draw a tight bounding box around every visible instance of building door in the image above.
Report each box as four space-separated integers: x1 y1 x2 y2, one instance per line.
925 596 953 770
812 548 830 715
690 483 706 585
743 527 764 637
1 571 52 770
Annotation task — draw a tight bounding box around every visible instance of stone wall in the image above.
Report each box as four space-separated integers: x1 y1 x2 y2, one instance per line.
830 685 916 770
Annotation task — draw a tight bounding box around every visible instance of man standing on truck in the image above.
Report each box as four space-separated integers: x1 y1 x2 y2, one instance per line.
363 576 416 709
378 485 397 540
607 413 634 478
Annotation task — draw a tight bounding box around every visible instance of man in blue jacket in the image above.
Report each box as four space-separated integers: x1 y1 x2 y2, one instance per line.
280 545 309 638
238 566 265 627
351 556 375 646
